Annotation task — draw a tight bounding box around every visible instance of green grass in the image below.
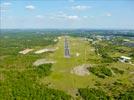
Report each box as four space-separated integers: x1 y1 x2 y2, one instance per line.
39 36 134 96
39 36 99 95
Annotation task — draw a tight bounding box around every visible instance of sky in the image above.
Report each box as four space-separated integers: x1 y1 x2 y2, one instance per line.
0 0 134 29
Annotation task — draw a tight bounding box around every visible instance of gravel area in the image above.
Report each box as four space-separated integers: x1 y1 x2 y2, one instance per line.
33 59 56 66
71 64 90 76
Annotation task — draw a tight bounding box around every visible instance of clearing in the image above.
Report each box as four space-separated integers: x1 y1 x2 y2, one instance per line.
35 48 56 54
40 36 99 96
70 64 90 76
33 59 56 66
19 49 33 54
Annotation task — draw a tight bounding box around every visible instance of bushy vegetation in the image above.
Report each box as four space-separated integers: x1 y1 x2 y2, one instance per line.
99 79 134 99
0 70 71 100
89 66 112 78
0 32 72 100
78 88 109 100
111 67 124 74
0 32 57 56
94 44 114 63
35 64 52 77
129 52 134 62
117 89 134 100
79 83 134 100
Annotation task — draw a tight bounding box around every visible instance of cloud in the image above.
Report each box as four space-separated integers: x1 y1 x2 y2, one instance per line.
72 5 91 11
0 2 12 12
67 15 79 20
2 2 12 6
49 12 79 21
25 5 35 10
36 15 44 19
106 13 112 17
57 13 79 20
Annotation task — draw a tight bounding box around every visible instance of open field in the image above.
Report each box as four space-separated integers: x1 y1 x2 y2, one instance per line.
41 36 98 95
38 36 134 96
0 32 134 99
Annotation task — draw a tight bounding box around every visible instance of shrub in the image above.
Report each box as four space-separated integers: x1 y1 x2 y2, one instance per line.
78 88 109 100
111 68 124 74
0 70 71 100
89 66 112 78
101 66 112 76
117 88 134 100
35 64 52 77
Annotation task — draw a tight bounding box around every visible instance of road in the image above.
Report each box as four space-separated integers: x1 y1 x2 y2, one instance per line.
64 36 70 58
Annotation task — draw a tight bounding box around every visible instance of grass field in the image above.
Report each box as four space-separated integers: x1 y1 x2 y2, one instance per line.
39 36 134 96
40 36 97 95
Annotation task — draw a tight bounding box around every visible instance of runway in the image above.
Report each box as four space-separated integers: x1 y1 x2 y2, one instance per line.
64 36 70 58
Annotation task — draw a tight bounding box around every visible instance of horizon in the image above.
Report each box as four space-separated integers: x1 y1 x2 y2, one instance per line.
1 28 134 30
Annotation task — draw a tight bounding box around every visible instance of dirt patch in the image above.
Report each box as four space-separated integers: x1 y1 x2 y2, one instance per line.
76 53 80 57
54 39 58 42
33 59 56 66
71 64 90 76
34 48 56 54
90 49 95 51
58 37 61 40
130 71 134 74
19 49 33 54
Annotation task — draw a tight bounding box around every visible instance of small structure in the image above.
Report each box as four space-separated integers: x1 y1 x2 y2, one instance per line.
119 56 131 63
123 39 130 42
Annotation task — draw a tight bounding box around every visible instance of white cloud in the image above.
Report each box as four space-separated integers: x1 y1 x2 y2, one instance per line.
57 14 79 20
25 5 35 10
72 5 91 11
50 12 79 21
106 13 112 17
36 15 44 19
67 15 79 20
2 2 12 6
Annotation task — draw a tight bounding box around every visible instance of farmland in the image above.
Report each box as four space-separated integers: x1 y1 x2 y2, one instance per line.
0 30 134 100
